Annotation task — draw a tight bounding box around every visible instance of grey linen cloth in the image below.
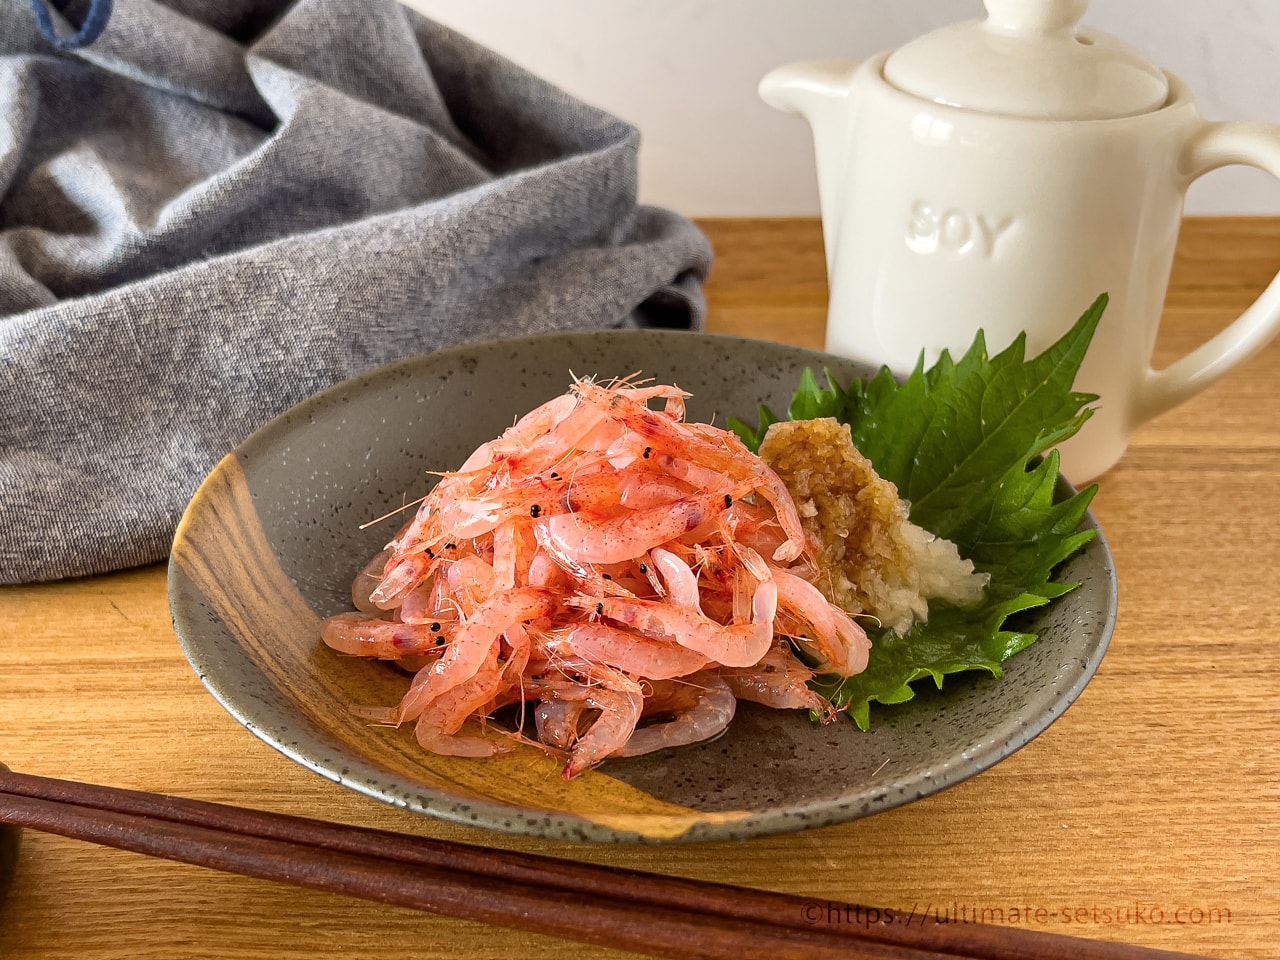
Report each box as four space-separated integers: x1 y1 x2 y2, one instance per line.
0 0 712 584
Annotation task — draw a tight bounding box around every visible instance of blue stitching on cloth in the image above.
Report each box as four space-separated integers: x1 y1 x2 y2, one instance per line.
30 0 114 50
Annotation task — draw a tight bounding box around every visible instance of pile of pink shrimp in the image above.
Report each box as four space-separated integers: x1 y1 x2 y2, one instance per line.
320 377 871 779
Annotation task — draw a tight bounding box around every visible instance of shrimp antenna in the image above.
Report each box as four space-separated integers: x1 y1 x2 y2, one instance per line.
435 595 468 626
358 492 431 530
667 676 715 694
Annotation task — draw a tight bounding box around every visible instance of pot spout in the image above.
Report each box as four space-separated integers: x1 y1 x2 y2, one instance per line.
759 60 860 271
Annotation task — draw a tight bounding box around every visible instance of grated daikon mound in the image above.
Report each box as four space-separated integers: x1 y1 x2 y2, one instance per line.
758 418 988 634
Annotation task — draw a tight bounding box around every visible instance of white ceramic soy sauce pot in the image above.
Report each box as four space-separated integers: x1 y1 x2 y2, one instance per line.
761 0 1280 483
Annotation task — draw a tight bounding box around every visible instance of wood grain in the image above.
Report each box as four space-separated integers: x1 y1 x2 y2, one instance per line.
2 217 1278 960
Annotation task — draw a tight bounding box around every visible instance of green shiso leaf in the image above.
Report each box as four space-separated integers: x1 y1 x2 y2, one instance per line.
739 294 1106 729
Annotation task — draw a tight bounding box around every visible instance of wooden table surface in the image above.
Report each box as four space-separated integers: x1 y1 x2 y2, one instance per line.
2 217 1278 960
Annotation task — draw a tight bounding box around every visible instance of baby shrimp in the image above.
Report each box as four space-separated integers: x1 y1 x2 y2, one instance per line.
528 550 625 601
489 401 611 483
383 395 590 575
730 564 753 625
572 576 778 668
772 568 870 675
431 457 612 540
458 390 609 486
636 553 667 597
492 522 519 592
515 648 645 776
414 640 510 757
351 545 394 613
397 587 557 721
733 543 772 581
536 482 752 567
413 624 531 757
554 622 710 680
619 473 698 509
718 642 835 718
527 549 571 591
557 687 644 779
575 378 689 418
605 380 690 405
718 499 788 561
560 464 695 515
649 547 702 612
378 483 470 584
415 711 507 757
319 612 454 660
397 581 438 624
431 494 520 542
617 676 736 757
651 453 728 493
524 643 645 697
572 381 808 563
480 392 580 463
444 554 497 618
380 529 499 605
661 392 685 421
681 431 809 565
534 699 588 750
369 550 437 609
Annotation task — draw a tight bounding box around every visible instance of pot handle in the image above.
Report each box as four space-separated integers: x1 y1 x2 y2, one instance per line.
1137 121 1280 423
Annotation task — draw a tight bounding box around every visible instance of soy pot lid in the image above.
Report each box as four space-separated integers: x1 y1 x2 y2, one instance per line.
882 0 1169 120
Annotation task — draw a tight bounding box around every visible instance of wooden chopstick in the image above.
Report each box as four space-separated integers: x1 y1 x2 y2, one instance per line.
0 770 1212 960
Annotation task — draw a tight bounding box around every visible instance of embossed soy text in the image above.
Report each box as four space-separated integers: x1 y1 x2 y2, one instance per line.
906 201 1013 257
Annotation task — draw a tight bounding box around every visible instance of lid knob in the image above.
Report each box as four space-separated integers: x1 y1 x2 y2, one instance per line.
984 0 1089 36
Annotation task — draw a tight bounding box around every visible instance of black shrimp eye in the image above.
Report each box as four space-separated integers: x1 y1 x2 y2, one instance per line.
530 503 542 518
601 573 612 580
430 622 441 632
643 446 652 459
723 494 733 507
595 602 604 615
638 563 648 574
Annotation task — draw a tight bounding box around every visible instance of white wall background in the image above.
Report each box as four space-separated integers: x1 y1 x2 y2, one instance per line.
401 0 1280 217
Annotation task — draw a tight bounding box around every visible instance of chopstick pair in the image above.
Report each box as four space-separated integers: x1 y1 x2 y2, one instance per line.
0 769 1210 960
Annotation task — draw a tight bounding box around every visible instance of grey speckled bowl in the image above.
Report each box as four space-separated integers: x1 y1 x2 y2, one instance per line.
168 330 1117 843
